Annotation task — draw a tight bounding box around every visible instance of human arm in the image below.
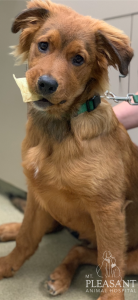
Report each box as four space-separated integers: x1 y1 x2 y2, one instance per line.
113 92 138 130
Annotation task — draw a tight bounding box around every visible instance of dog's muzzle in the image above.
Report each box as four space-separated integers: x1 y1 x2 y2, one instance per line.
33 75 58 109
33 76 67 109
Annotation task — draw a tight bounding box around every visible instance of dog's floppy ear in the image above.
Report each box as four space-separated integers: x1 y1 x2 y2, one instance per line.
95 22 134 76
11 8 49 33
11 8 49 63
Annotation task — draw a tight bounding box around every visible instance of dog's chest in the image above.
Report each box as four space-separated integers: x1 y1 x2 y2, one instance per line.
24 145 95 195
23 137 115 197
26 152 90 192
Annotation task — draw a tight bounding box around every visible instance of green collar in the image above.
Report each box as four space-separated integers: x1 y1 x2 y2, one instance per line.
77 94 101 115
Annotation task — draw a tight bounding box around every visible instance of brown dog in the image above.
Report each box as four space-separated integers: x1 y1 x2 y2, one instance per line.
0 1 138 299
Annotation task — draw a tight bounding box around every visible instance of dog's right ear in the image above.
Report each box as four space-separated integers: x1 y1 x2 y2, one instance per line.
11 8 49 63
11 8 49 33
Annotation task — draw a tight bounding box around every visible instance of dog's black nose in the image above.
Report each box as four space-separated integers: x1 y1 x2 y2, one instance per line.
38 75 58 95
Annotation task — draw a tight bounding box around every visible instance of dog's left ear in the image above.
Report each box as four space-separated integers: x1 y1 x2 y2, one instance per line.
95 22 134 76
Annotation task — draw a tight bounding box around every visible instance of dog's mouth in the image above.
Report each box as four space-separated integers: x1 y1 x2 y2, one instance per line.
33 98 67 109
33 98 53 109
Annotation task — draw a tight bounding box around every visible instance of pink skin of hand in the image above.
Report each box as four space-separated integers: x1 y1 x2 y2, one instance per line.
113 92 138 130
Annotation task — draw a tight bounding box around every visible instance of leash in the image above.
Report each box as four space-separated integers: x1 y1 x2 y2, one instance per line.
101 91 138 106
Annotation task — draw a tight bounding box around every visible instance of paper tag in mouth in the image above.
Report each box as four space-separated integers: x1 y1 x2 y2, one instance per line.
13 74 41 103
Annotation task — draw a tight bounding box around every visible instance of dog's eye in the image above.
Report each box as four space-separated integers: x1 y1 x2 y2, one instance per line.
38 42 49 52
72 55 84 66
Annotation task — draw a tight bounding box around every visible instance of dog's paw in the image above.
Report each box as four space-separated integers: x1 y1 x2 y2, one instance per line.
45 264 72 296
0 223 20 242
0 257 15 279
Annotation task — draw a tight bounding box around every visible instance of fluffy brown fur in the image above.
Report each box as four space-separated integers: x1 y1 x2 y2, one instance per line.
0 1 138 299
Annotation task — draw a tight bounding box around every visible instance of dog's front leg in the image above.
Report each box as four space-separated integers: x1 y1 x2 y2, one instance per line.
0 188 57 279
91 200 126 300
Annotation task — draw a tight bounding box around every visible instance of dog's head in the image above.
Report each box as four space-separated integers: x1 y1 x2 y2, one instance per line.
12 0 133 118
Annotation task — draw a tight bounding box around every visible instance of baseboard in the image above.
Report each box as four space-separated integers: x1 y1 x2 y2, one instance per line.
0 179 27 199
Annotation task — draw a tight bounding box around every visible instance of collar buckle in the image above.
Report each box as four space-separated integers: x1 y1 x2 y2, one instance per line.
86 94 101 112
77 94 101 116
